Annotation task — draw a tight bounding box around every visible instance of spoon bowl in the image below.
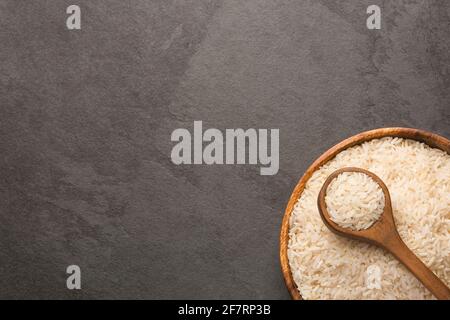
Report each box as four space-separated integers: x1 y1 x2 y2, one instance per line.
317 167 450 300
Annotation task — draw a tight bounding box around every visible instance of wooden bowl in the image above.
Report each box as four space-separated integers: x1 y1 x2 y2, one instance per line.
279 127 450 300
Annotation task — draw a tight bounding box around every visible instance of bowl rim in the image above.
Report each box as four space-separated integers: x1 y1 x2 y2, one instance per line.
279 127 450 300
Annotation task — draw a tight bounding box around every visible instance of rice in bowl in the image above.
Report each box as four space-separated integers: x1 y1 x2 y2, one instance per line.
287 137 450 299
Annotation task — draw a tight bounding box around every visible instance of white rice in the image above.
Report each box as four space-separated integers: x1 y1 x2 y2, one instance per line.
325 172 385 231
287 137 450 299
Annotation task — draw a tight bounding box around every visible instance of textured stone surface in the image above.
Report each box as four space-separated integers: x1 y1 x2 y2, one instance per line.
0 0 448 299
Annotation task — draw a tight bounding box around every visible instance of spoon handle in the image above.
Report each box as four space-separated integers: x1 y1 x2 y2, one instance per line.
385 234 450 300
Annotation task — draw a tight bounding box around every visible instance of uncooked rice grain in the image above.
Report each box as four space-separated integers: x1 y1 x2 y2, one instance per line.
325 172 385 231
287 137 450 299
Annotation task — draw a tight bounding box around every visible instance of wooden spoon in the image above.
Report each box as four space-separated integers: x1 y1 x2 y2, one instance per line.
317 167 450 300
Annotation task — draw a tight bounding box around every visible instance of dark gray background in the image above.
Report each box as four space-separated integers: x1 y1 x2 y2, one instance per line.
0 0 448 299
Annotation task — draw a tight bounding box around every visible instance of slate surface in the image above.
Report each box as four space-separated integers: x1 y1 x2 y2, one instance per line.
0 0 448 299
